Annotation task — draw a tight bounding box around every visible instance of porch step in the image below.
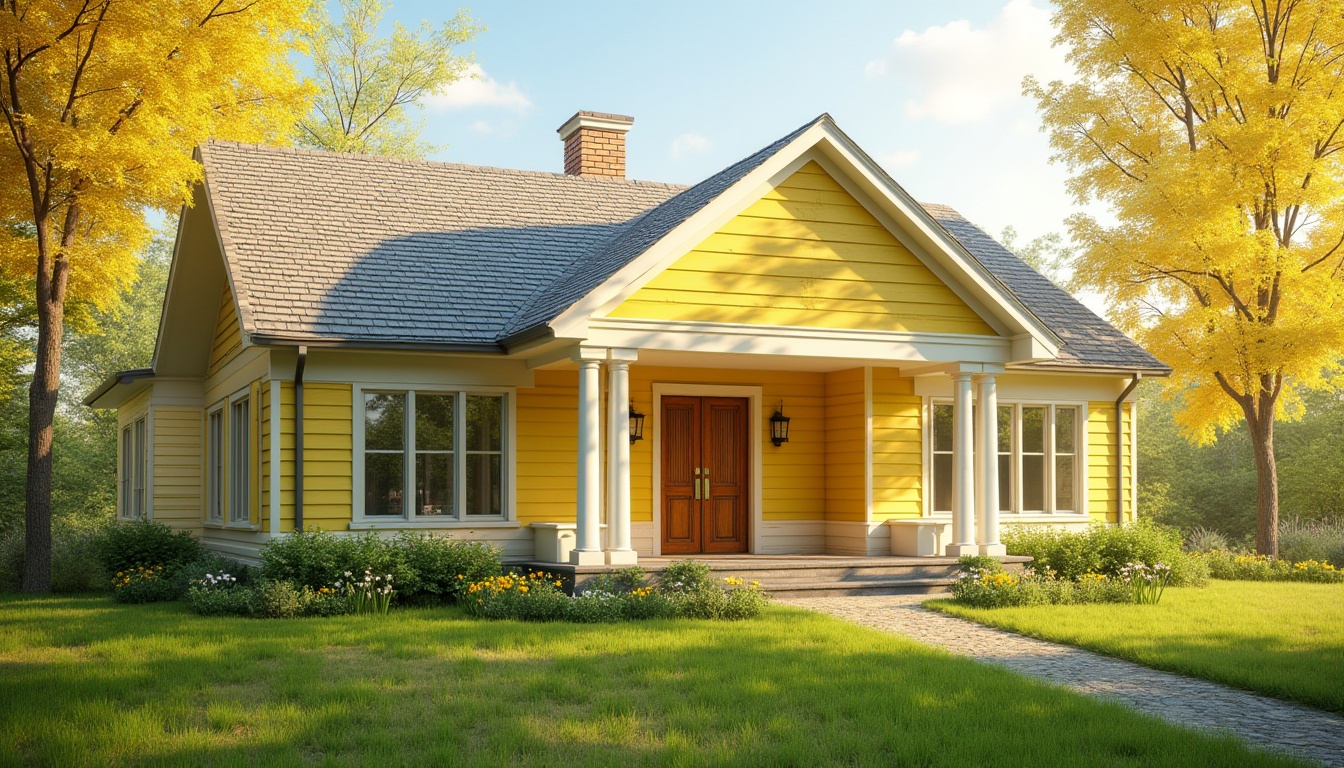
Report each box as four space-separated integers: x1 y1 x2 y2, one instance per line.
765 577 955 598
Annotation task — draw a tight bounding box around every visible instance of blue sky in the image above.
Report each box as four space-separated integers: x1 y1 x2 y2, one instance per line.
394 0 1079 244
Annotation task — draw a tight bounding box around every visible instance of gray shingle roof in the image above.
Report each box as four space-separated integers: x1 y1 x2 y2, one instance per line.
198 120 1166 373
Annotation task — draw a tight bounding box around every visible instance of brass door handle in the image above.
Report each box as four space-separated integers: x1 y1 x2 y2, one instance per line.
702 469 710 500
694 467 701 500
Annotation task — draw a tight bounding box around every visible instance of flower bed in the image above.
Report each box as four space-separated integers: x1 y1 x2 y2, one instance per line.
1196 551 1343 583
463 562 770 623
948 555 1172 608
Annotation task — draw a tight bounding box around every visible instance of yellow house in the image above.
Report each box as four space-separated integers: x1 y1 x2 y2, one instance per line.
86 112 1168 566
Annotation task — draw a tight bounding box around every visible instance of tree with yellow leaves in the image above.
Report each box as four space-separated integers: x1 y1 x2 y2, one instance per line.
1028 0 1344 556
1 0 311 592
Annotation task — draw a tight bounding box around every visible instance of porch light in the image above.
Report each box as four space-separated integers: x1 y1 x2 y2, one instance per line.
629 402 645 445
770 402 791 447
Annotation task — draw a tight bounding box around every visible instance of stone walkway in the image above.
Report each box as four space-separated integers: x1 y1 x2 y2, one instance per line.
781 595 1344 767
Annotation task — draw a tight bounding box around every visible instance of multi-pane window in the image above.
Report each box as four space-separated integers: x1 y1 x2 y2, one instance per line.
206 409 224 522
931 403 1079 515
229 398 251 523
119 417 147 519
362 391 506 520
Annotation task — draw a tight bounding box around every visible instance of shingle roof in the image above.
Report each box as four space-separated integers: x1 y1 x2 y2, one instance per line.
198 121 1166 373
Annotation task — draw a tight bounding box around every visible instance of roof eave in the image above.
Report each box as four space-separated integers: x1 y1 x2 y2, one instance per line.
1010 361 1172 377
83 368 155 408
248 333 505 354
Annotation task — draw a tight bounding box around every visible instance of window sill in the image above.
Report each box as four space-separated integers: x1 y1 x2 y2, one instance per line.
348 519 520 531
203 521 263 532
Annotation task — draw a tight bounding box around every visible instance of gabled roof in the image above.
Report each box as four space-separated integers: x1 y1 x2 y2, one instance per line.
193 116 1167 373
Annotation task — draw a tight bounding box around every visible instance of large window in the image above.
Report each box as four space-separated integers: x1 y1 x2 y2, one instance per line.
931 403 1080 515
119 417 147 520
229 398 251 523
361 390 506 520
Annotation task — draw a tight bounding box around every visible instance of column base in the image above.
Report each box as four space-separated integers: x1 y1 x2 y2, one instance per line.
978 543 1007 556
569 549 606 566
605 549 638 565
944 543 980 557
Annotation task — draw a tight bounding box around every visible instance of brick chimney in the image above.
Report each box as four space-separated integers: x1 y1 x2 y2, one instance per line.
557 111 634 179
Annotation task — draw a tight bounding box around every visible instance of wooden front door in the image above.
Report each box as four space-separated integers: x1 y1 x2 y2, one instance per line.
661 396 749 554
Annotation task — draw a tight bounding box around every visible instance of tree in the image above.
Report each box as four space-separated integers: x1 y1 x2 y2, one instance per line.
1 1 311 592
296 0 481 157
1028 0 1344 556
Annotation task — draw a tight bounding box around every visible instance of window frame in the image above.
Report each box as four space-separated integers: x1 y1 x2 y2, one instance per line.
353 385 515 525
925 399 1086 519
228 395 251 525
119 415 149 520
206 406 225 523
203 387 260 530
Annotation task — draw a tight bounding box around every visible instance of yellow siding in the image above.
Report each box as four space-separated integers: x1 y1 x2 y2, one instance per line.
152 405 201 533
208 286 242 376
1088 401 1134 523
824 368 867 523
609 161 996 335
514 366 828 526
871 368 922 521
272 382 352 532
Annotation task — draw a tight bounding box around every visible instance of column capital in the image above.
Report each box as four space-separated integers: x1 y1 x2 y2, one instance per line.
573 345 608 364
607 347 639 363
950 371 974 383
971 372 998 383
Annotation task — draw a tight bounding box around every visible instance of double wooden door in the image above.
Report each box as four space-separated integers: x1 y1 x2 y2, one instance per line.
661 396 749 554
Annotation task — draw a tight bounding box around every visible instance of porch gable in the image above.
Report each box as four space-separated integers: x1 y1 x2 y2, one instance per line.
607 161 998 337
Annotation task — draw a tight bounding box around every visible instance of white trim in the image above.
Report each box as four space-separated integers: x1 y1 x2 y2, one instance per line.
557 112 633 139
348 520 523 531
586 317 1013 364
650 383 763 557
1130 400 1138 522
352 383 516 524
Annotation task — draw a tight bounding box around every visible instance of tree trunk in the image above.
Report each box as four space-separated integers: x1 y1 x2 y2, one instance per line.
1244 405 1279 558
22 212 73 594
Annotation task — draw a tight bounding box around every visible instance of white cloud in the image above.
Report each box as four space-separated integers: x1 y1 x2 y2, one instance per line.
878 150 921 169
469 119 492 134
867 0 1070 124
671 132 710 160
424 64 531 111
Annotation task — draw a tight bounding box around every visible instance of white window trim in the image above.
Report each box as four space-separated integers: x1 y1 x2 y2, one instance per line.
352 383 517 525
119 415 149 521
205 405 225 524
203 387 262 531
922 397 1089 520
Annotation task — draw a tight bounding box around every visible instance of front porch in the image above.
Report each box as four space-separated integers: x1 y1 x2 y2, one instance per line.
512 554 1034 597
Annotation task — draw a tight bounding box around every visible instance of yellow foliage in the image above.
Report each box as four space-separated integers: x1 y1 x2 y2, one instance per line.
0 0 313 313
1027 0 1344 444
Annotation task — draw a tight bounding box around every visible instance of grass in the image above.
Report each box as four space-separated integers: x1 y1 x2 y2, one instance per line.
0 596 1311 768
929 580 1344 713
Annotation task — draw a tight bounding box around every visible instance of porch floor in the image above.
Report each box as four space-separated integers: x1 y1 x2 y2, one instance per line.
508 554 1032 597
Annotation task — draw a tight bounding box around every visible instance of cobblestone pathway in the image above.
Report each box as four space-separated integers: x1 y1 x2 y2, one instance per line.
781 595 1344 767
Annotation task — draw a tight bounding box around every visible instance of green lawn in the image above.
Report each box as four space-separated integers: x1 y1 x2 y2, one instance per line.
929 580 1344 713
0 596 1309 767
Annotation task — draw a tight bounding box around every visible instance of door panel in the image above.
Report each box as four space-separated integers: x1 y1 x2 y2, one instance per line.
660 395 749 554
661 397 702 554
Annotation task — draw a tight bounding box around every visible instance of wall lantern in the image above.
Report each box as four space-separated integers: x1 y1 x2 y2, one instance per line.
770 402 791 447
629 403 645 445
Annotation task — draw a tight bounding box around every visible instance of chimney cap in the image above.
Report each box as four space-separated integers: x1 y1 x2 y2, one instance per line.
557 110 635 141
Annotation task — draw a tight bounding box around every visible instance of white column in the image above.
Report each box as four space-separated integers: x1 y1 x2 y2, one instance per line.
572 351 606 565
946 372 978 556
605 349 638 564
974 373 1006 556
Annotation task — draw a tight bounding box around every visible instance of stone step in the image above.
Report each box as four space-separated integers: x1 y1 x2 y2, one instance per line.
706 565 962 583
765 578 954 598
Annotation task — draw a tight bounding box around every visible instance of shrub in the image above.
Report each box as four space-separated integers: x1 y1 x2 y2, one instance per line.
1278 518 1344 568
1003 520 1206 587
171 553 258 595
97 520 203 577
659 560 713 593
111 565 178 604
184 577 255 617
950 556 1134 609
252 580 307 619
260 529 502 605
1184 527 1229 553
0 517 112 593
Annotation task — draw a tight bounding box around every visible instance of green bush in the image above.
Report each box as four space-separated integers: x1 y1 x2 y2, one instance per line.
184 582 255 616
1003 520 1206 586
260 529 501 605
97 520 203 577
1184 527 1230 553
0 517 111 593
950 556 1134 609
184 577 352 618
658 560 713 593
1278 518 1344 568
